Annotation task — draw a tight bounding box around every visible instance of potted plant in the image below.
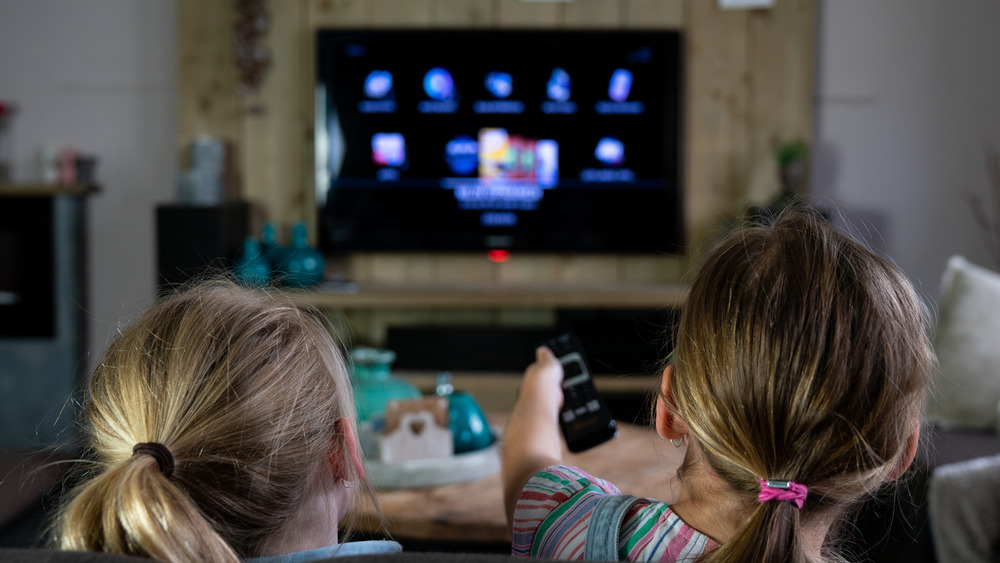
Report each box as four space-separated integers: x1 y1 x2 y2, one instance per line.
776 139 808 197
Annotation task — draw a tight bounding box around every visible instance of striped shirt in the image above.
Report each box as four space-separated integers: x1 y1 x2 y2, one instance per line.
512 465 717 561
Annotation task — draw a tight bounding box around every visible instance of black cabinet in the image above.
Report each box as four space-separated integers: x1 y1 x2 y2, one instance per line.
0 189 90 447
155 201 250 295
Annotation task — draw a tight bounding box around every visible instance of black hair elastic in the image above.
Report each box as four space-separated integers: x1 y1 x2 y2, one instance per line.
132 442 175 478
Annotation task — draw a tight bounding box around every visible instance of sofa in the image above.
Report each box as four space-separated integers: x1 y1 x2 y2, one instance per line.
0 550 547 562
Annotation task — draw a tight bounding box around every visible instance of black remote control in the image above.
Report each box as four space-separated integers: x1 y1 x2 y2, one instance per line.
546 333 618 453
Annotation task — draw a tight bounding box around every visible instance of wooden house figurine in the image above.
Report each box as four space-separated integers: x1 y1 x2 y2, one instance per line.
379 397 453 463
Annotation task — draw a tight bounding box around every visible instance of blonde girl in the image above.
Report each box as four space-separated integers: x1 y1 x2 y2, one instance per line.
53 281 398 562
503 208 934 562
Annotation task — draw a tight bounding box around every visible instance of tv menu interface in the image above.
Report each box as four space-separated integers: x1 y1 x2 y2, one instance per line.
317 29 682 253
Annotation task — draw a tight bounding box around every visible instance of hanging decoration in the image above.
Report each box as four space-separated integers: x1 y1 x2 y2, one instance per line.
232 0 271 98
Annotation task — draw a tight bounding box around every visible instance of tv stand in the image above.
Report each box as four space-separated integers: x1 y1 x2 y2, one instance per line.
289 281 687 309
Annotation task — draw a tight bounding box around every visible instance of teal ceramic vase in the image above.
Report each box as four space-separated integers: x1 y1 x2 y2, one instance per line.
261 222 282 260
349 347 421 423
448 391 495 453
234 237 271 288
276 222 324 288
261 221 291 268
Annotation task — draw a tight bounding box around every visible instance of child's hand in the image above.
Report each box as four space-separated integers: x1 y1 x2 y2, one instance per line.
503 345 567 525
519 346 565 417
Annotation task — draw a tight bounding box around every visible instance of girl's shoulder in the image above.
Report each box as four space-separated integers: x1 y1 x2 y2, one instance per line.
619 499 717 561
513 465 716 561
522 464 621 498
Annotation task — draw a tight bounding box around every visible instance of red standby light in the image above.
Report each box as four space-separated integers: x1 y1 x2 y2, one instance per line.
488 249 511 263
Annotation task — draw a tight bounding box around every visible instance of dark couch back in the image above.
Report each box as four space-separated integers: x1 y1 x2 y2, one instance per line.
0 550 561 562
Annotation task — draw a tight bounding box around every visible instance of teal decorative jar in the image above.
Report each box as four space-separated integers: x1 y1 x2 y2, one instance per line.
276 222 324 288
349 347 421 422
234 237 271 288
261 222 285 266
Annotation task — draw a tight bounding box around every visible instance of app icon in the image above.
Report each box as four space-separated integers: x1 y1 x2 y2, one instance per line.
478 128 510 179
595 137 625 166
608 68 633 102
485 72 513 98
445 135 479 175
364 70 393 98
547 68 571 102
372 133 406 167
423 67 455 100
536 140 559 188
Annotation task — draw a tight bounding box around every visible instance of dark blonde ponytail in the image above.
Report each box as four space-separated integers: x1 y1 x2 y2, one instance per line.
671 208 934 563
709 502 806 563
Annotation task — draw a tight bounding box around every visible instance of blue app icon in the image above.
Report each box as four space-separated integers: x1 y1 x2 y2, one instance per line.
547 68 571 102
485 72 513 98
595 137 625 166
372 133 406 167
364 70 393 98
445 135 479 175
608 68 633 102
424 67 455 100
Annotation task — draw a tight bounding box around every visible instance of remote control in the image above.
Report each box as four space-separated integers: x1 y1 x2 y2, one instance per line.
545 333 618 453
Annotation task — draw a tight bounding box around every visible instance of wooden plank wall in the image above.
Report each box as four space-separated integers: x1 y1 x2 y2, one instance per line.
176 0 813 346
684 0 815 259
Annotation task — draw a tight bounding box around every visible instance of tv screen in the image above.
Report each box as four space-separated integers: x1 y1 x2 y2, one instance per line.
316 29 682 254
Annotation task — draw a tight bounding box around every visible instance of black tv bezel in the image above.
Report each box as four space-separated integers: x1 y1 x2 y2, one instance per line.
315 28 684 255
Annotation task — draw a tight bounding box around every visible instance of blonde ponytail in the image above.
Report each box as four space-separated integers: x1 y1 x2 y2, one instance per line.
56 456 239 562
53 281 365 561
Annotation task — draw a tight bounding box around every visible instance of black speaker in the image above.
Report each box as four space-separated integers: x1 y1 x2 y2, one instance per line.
155 202 250 295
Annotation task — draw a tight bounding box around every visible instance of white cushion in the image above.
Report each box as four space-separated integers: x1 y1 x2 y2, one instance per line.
929 256 1000 432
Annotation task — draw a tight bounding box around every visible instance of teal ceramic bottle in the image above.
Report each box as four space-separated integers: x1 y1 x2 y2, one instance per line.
448 391 495 453
234 237 271 288
261 222 283 263
276 222 324 288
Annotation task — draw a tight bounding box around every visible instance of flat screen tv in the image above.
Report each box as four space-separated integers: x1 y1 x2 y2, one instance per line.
316 29 682 254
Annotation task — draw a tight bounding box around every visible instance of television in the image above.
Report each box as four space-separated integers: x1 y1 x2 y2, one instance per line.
315 29 682 254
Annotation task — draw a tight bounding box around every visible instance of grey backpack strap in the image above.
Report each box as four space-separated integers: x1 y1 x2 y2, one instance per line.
583 494 642 561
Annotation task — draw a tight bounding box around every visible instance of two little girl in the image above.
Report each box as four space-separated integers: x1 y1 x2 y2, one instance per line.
52 208 932 563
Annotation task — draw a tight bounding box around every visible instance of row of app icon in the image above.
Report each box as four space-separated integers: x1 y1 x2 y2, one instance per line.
371 128 629 180
363 67 636 103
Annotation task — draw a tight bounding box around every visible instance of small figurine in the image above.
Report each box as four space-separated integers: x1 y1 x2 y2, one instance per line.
379 397 453 463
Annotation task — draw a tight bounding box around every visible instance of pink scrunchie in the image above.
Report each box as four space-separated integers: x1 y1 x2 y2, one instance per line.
758 479 808 509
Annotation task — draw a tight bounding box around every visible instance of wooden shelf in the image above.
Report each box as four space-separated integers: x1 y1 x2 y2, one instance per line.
0 183 99 197
286 281 688 309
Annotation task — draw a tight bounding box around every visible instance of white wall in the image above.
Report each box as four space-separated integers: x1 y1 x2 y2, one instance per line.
0 0 176 366
814 0 1000 304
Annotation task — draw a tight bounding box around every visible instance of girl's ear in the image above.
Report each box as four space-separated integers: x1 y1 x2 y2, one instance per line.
331 418 366 481
655 365 688 440
887 419 921 481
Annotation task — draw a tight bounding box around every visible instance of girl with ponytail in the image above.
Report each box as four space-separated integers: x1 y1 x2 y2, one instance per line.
503 207 934 562
52 281 399 562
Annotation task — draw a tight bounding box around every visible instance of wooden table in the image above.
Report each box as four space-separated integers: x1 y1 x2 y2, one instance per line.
350 414 686 545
